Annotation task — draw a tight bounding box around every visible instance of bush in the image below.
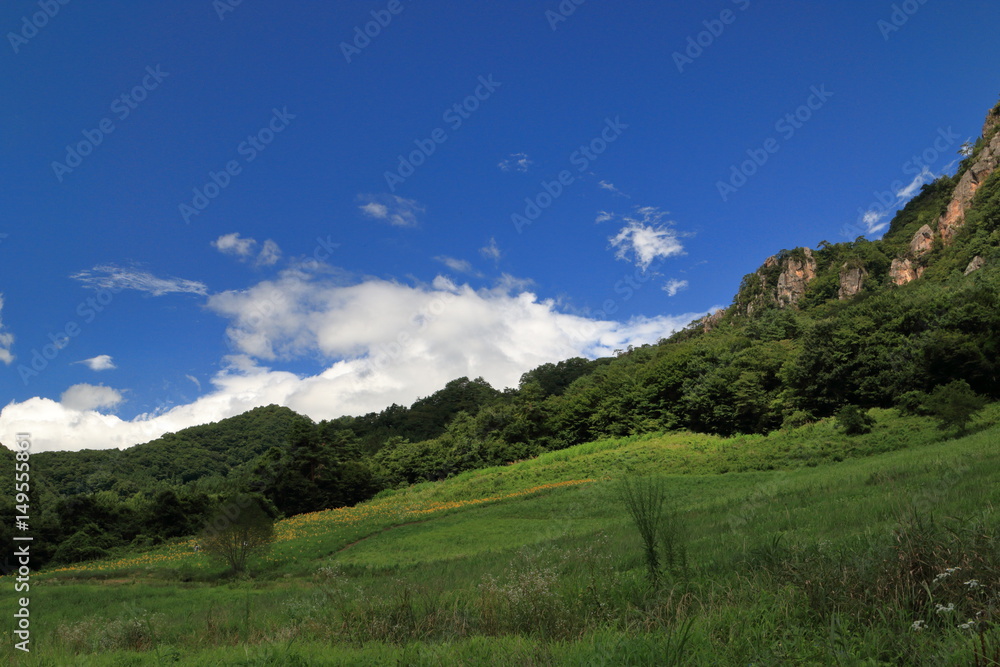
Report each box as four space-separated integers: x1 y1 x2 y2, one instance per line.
835 405 874 436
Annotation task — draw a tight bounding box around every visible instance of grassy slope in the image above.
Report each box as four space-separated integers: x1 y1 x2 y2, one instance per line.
7 407 1000 665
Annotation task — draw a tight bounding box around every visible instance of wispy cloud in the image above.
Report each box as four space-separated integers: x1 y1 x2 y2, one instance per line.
598 180 629 198
0 295 14 365
213 233 283 267
256 239 282 267
608 206 685 272
498 152 533 173
663 279 689 297
480 237 501 263
358 194 424 227
71 265 208 296
185 374 202 390
595 211 614 224
434 256 478 275
74 355 116 371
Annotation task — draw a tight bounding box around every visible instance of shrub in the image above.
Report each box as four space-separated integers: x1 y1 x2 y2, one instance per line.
835 405 874 435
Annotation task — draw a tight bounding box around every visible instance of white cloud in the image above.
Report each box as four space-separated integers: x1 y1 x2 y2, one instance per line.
213 233 257 258
60 383 124 412
498 153 533 173
256 239 282 267
214 233 282 268
359 202 388 218
598 180 629 197
0 295 14 365
608 207 685 272
896 166 935 200
434 256 477 275
72 265 208 296
358 194 424 227
595 211 614 224
663 279 689 297
186 374 202 390
480 237 501 263
74 355 116 371
0 269 713 452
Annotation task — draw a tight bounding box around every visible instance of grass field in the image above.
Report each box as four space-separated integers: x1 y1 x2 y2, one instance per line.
5 407 1000 665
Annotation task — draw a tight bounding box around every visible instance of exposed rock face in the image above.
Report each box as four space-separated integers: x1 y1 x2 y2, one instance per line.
939 109 1000 245
984 105 1000 138
775 248 816 308
890 258 921 286
909 224 936 257
699 308 726 332
965 255 986 275
838 264 867 300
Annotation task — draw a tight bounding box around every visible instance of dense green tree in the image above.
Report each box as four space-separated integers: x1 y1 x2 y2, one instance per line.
925 380 987 433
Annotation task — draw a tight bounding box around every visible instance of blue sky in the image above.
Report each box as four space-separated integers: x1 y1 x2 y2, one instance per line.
2 0 997 451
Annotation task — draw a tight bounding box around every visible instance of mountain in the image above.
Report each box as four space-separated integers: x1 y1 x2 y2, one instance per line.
9 97 1000 575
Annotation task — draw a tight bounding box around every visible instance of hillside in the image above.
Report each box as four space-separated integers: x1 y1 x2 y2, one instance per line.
8 100 1000 578
11 408 1000 664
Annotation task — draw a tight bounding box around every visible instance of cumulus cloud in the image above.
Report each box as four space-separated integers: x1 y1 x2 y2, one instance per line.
663 279 689 297
608 207 685 272
0 295 14 365
498 153 533 173
0 269 714 452
72 265 207 296
358 194 424 227
74 355 116 371
60 383 124 412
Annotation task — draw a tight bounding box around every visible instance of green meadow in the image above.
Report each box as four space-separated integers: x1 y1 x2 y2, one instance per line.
6 406 1000 665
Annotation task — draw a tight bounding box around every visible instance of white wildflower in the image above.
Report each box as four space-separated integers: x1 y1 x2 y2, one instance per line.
935 603 955 614
911 619 926 632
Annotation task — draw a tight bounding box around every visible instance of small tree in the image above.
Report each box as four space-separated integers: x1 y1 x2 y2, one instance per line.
200 495 274 575
925 380 986 434
836 405 874 435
